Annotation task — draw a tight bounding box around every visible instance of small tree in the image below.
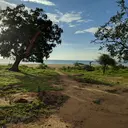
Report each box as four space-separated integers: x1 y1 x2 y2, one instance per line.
0 4 63 71
97 54 116 74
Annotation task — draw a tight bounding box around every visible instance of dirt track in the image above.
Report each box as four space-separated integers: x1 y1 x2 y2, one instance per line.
10 70 128 128
53 70 128 128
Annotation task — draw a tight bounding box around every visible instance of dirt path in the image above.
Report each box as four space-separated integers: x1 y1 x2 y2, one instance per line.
47 70 128 128
9 70 128 128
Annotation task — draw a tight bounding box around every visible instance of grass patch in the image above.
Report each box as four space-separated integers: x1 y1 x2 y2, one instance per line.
0 65 66 126
0 100 46 125
60 66 128 87
0 65 62 92
0 90 68 126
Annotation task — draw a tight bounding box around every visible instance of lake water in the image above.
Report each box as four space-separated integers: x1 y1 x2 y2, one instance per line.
0 59 127 66
0 59 97 65
44 60 98 65
44 60 128 66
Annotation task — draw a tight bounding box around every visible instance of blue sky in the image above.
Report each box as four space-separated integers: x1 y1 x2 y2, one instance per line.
0 0 125 60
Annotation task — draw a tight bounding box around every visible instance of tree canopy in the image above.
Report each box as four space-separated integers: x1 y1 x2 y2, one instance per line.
92 0 128 61
0 4 63 71
97 54 116 74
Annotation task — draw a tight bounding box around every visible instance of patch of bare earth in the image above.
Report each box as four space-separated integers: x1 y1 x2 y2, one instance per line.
49 70 128 128
0 98 10 106
8 70 128 128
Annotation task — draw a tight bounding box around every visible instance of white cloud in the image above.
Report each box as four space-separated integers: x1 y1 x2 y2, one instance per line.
47 12 82 23
69 24 77 28
46 13 59 23
0 0 16 9
60 12 82 23
47 11 92 27
75 27 99 34
75 26 111 34
77 19 93 23
21 0 55 6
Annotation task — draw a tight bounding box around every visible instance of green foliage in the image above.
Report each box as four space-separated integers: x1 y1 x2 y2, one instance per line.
61 66 128 87
0 4 63 71
97 54 116 66
0 92 68 126
73 62 95 71
61 64 95 72
92 0 128 61
84 65 95 71
74 62 84 67
0 65 62 92
0 100 46 126
97 54 116 74
73 62 85 70
72 75 112 86
113 64 127 70
0 65 66 126
37 63 48 69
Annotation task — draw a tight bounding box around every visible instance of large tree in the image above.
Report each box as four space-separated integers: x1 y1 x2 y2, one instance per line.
0 4 63 71
92 0 128 61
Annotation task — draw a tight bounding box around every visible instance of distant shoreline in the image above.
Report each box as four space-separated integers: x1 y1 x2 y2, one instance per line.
0 59 128 66
0 59 97 65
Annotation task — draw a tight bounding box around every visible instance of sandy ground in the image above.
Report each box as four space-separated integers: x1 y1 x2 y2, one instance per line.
25 64 73 68
8 67 128 128
48 64 73 68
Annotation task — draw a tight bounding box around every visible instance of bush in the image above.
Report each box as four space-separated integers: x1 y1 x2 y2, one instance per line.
74 62 84 67
95 66 102 70
38 63 48 69
61 66 67 70
83 65 95 71
73 76 112 86
61 64 95 72
117 64 127 69
61 66 73 71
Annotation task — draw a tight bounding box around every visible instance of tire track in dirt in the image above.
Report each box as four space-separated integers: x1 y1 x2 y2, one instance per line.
55 70 128 128
9 70 128 128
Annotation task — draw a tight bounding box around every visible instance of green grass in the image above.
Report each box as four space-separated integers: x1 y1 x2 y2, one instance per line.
0 65 62 92
60 66 128 87
0 100 46 125
0 65 65 126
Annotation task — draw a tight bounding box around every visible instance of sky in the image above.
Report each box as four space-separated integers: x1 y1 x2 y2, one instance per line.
0 0 127 60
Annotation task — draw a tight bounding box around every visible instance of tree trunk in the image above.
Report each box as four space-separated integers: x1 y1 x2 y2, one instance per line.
9 56 22 72
103 65 106 74
25 31 41 57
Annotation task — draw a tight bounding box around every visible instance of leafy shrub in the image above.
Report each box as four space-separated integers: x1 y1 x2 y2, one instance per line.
115 64 128 69
61 66 67 70
38 63 48 69
61 64 95 72
72 76 112 86
83 65 95 71
74 62 84 67
61 66 73 71
95 66 102 71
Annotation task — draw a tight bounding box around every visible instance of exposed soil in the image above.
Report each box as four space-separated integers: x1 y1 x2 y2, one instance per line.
8 70 128 128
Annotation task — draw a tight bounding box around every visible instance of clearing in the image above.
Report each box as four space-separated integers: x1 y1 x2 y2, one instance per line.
8 67 128 128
